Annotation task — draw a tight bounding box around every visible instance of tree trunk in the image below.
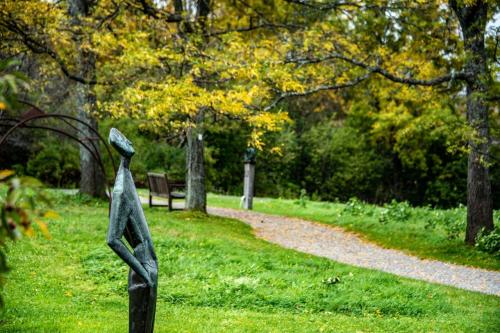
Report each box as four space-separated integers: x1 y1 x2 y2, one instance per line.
185 110 206 212
179 0 210 212
451 0 493 244
75 83 106 197
69 0 106 198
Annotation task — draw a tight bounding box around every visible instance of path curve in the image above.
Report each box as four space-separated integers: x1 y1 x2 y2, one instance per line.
208 207 500 296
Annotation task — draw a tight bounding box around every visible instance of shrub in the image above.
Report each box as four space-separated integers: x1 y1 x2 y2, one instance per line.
378 200 412 224
294 189 309 208
302 125 387 202
475 227 500 257
423 205 466 240
26 139 80 188
342 198 376 217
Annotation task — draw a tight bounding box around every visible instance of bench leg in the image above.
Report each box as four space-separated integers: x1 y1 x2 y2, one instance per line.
168 197 173 212
149 195 152 208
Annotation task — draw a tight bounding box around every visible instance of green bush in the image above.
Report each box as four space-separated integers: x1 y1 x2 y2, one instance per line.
475 227 500 257
293 189 309 208
27 138 80 188
302 125 387 202
342 198 365 216
378 200 412 224
423 205 466 240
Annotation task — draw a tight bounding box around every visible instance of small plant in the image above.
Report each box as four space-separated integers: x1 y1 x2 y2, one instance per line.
378 208 390 224
294 189 309 208
322 276 341 286
475 227 500 257
342 198 364 216
424 205 466 240
378 200 411 224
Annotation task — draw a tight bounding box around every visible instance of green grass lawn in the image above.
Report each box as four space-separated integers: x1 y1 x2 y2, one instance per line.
0 192 498 332
207 194 500 271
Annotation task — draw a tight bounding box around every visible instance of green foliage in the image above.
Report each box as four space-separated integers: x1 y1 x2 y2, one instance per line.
321 276 341 286
0 58 55 308
342 198 368 217
423 159 468 207
424 205 466 240
302 124 387 202
27 139 80 188
294 189 309 208
0 59 28 111
378 200 412 224
344 96 470 207
475 227 500 258
252 128 301 198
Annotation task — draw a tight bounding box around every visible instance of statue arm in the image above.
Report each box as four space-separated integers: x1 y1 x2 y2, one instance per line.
107 192 153 286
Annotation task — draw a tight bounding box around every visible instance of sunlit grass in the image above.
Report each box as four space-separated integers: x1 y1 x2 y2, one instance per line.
0 192 498 332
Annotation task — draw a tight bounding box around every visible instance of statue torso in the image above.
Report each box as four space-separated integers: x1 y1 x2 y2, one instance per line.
113 165 157 267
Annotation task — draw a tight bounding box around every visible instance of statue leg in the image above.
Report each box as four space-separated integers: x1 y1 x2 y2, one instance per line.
144 284 157 333
129 269 153 333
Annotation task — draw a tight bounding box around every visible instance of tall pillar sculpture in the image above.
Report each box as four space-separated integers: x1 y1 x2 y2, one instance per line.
243 147 256 210
107 128 158 333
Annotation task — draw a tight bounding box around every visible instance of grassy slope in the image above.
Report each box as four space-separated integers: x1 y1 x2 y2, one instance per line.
207 194 500 271
0 194 498 332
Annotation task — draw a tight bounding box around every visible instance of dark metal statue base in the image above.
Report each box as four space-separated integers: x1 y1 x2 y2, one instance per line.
129 268 157 333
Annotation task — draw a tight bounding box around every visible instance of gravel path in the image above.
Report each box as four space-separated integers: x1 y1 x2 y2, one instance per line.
207 207 500 296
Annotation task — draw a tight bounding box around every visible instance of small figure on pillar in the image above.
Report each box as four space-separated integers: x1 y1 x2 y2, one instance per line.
243 147 256 164
107 128 158 333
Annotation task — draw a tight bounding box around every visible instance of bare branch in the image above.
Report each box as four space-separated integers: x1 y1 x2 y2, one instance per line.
283 0 362 10
287 53 469 86
207 22 298 37
283 0 418 11
95 0 121 30
263 72 371 111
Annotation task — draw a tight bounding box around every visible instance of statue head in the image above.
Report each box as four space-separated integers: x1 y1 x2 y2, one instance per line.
243 147 256 164
109 127 135 158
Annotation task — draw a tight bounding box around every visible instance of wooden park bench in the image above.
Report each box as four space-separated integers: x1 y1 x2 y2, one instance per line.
146 172 186 211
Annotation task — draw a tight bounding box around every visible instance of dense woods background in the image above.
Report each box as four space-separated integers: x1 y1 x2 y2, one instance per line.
4 92 500 209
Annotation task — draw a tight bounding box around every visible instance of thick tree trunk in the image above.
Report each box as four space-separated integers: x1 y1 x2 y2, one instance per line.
75 83 106 197
69 0 106 198
178 0 210 212
451 0 493 244
185 110 206 212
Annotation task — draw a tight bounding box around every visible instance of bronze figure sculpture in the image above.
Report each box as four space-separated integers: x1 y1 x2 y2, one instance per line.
243 147 256 165
107 128 158 333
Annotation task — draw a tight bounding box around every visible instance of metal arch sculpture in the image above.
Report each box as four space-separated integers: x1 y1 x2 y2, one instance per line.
0 101 117 199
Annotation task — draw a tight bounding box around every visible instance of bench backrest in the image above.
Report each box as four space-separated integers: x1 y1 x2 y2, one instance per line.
147 172 170 197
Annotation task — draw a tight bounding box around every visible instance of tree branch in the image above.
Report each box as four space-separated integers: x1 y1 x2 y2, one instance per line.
0 16 109 85
263 72 371 111
287 53 469 86
284 0 362 10
126 0 183 21
283 0 415 11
